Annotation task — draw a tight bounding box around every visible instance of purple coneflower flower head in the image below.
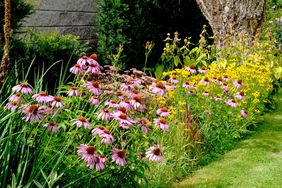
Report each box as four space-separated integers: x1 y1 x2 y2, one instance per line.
114 113 133 125
164 82 176 90
51 96 64 108
130 94 144 111
67 87 80 97
120 83 134 91
203 91 209 96
112 148 126 166
146 144 163 162
73 116 91 129
234 91 246 100
105 100 119 108
224 89 229 95
169 76 179 83
116 90 124 99
98 108 112 121
119 123 131 129
111 106 127 117
100 130 114 144
77 144 98 164
77 55 92 67
198 67 207 74
92 125 105 136
70 63 84 74
86 60 100 74
5 101 19 112
125 76 142 85
135 118 151 133
241 109 248 118
44 121 59 132
233 79 243 88
89 96 99 105
119 99 133 110
213 95 222 101
9 93 22 103
22 104 45 122
211 77 217 82
32 91 53 103
154 117 169 131
156 107 171 117
201 77 210 86
185 65 197 74
223 75 229 81
225 99 238 107
187 90 195 95
216 77 223 85
222 83 228 90
182 82 194 89
12 82 33 94
86 81 102 95
149 81 166 96
92 156 106 171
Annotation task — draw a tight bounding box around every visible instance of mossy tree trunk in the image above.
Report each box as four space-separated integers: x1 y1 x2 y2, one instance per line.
0 0 11 86
195 0 266 48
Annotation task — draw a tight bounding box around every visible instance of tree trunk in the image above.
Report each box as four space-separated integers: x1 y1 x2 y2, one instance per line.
0 0 11 86
195 0 266 48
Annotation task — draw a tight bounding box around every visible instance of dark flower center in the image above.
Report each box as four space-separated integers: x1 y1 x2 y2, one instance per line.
82 55 88 59
160 118 166 124
20 82 28 88
110 100 117 104
134 95 142 103
238 80 242 84
49 121 55 126
54 96 62 102
153 148 161 156
28 105 39 114
161 107 168 112
119 113 127 120
204 77 209 82
118 107 127 113
104 129 110 134
240 91 245 96
98 125 104 130
86 146 96 155
117 150 125 158
79 116 86 122
116 90 123 96
39 91 46 96
92 81 99 88
74 64 80 68
156 81 164 89
71 87 77 90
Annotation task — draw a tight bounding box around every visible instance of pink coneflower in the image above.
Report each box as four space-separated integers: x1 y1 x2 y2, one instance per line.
234 91 246 100
233 79 243 88
89 96 99 105
182 82 194 89
241 110 248 118
86 60 100 74
51 96 63 108
67 87 80 97
169 76 179 83
77 55 92 67
97 108 112 121
130 94 144 111
203 91 209 96
12 82 33 94
201 77 210 86
187 90 195 95
119 123 131 129
92 125 105 136
70 64 83 74
149 81 166 96
125 76 142 85
22 104 45 122
111 106 127 117
5 101 19 112
9 93 22 103
198 67 207 74
222 83 228 90
164 82 176 90
90 156 106 171
72 116 91 129
120 83 134 91
43 121 59 132
216 77 223 85
213 95 222 101
211 77 217 82
105 100 119 108
156 107 171 117
100 130 114 144
77 144 98 164
154 117 169 131
225 99 238 107
116 90 124 99
41 104 59 115
32 91 53 103
119 99 133 110
223 75 229 81
146 144 163 162
135 118 151 133
86 81 102 95
114 113 133 125
112 148 126 166
185 65 197 74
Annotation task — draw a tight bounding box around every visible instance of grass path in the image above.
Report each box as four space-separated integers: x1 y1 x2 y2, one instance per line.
176 90 282 188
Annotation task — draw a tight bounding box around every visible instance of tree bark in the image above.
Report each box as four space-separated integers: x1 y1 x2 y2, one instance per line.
195 0 266 48
0 0 11 86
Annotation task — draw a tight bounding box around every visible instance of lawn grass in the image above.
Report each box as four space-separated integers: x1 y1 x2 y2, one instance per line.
175 89 282 188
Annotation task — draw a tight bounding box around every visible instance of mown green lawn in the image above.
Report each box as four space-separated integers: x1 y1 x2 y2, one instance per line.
175 90 282 188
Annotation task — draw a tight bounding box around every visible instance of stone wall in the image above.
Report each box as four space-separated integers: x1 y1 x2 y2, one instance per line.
21 0 97 42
